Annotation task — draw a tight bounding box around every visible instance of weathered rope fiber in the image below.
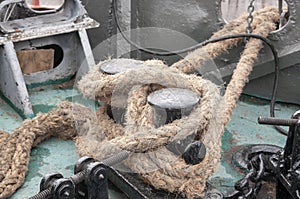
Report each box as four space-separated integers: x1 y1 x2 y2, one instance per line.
0 6 279 199
171 7 279 74
0 102 96 199
134 12 279 199
76 6 279 199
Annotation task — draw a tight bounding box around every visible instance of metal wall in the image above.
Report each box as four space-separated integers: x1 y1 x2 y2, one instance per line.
131 0 222 63
83 0 300 104
83 0 223 63
82 0 117 61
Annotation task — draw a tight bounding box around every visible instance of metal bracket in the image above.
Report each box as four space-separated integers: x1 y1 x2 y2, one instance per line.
85 162 109 199
0 41 33 117
0 0 98 117
275 112 300 199
31 158 109 199
73 157 109 199
30 172 75 199
258 110 300 199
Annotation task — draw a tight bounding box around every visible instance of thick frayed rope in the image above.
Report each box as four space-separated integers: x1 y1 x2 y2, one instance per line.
0 6 279 199
76 7 279 199
0 102 95 199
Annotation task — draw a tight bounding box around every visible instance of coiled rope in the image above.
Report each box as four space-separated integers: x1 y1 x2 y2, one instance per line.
0 7 279 199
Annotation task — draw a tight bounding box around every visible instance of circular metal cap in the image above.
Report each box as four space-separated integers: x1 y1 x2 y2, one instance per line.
100 58 145 75
147 88 200 110
182 141 206 165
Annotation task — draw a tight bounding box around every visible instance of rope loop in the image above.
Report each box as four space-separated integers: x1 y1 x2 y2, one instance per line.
0 6 280 199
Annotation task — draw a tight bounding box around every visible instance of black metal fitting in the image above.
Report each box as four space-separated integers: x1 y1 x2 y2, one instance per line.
52 178 75 199
274 121 300 199
148 88 206 164
258 116 299 126
258 110 300 127
71 151 129 199
182 141 206 165
234 144 282 170
166 134 195 156
73 157 108 199
30 173 75 199
31 153 131 199
227 111 300 199
100 59 145 125
259 110 300 199
85 162 109 199
72 156 94 198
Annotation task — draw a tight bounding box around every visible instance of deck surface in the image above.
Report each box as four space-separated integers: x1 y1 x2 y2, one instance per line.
1 87 298 199
0 1 293 198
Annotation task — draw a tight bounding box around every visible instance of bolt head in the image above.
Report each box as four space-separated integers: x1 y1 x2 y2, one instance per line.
99 174 104 179
182 141 206 165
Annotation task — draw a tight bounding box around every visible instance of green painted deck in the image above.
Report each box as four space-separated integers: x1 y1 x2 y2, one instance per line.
1 86 299 198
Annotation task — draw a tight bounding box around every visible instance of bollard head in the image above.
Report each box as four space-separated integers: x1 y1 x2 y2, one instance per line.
100 58 144 75
147 88 200 127
147 88 200 110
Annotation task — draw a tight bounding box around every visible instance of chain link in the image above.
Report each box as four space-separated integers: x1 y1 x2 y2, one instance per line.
227 153 273 199
246 0 256 34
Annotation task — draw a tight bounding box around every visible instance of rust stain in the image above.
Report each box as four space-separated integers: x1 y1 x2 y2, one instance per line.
256 133 263 140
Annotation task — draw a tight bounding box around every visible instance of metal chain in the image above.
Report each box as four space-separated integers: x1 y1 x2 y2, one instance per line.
226 153 273 199
246 0 256 34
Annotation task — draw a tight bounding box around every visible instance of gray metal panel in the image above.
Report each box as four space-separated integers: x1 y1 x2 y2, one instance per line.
82 0 117 61
82 0 300 103
243 64 300 105
132 0 223 63
0 41 33 117
14 33 79 85
0 0 98 116
0 0 86 33
135 0 222 42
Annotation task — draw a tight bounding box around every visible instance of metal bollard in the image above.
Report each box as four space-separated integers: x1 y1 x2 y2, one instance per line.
147 87 205 164
100 58 145 124
147 87 200 128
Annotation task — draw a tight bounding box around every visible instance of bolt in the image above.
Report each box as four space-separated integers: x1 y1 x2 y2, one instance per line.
70 151 129 184
70 169 87 184
99 174 104 179
29 188 51 199
63 191 70 197
207 192 222 199
182 141 206 165
258 116 299 126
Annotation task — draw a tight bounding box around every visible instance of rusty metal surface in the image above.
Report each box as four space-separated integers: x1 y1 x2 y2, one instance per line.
0 17 98 44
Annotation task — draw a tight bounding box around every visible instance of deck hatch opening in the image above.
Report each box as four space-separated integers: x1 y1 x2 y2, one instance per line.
17 44 64 74
37 44 64 68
